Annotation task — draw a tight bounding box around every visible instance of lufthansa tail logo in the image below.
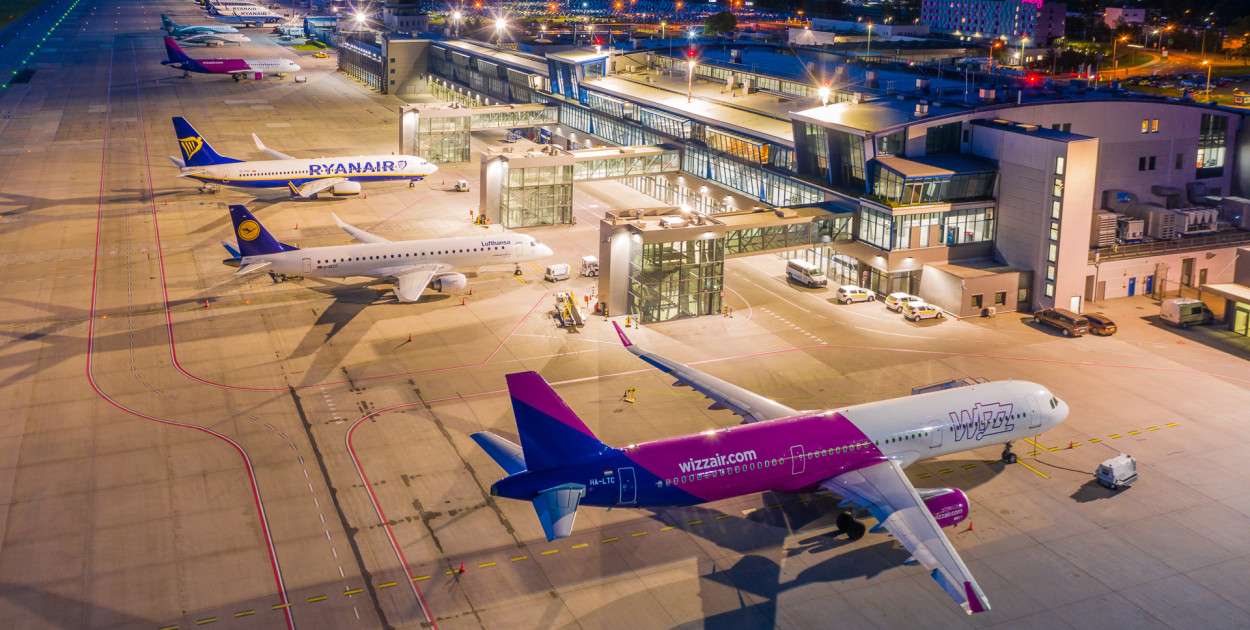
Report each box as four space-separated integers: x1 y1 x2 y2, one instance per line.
237 219 260 241
179 136 203 159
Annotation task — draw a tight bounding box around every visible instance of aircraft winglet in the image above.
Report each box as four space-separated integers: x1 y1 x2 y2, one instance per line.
611 321 633 347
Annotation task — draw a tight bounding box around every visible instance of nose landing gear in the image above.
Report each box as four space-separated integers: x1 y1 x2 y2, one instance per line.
1001 441 1018 464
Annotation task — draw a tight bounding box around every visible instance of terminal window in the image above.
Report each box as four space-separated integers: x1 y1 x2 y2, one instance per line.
1196 114 1228 178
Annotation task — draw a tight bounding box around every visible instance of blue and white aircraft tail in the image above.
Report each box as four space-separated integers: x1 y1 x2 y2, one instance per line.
228 205 298 258
172 117 242 168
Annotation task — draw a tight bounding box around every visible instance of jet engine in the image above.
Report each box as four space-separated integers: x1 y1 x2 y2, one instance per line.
917 487 970 528
431 273 467 293
331 181 361 196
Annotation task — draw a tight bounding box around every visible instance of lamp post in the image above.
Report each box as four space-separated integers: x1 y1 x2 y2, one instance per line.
452 11 461 38
687 59 695 103
495 17 506 45
1203 59 1212 100
818 85 830 107
865 22 872 57
1019 35 1028 68
1111 35 1125 69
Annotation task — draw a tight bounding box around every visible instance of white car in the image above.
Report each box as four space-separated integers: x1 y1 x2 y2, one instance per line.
884 292 923 312
836 285 875 304
901 302 944 321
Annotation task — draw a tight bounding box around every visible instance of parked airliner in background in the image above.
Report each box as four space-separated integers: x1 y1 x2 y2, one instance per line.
162 37 298 81
473 324 1070 615
168 117 438 197
172 30 251 46
222 205 555 302
161 13 239 35
208 2 284 24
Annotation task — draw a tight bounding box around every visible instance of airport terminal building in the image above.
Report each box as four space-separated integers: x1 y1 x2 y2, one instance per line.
351 34 1250 324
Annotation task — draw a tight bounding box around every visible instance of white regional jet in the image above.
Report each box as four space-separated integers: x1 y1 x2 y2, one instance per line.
222 205 555 302
170 117 438 197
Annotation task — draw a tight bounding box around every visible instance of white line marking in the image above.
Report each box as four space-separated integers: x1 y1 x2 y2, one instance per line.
313 498 320 507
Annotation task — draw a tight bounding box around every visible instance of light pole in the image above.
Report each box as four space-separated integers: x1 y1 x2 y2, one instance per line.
687 59 695 103
1019 35 1028 68
1203 59 1212 100
818 85 830 107
452 10 461 38
495 17 506 45
1111 35 1125 69
865 22 872 57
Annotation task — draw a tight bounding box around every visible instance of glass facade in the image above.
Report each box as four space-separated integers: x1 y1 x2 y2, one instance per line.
868 161 996 206
724 217 850 256
412 113 470 164
1196 113 1228 179
572 152 681 181
829 128 867 190
924 122 962 154
629 238 724 322
684 147 824 206
501 165 573 227
877 131 906 157
858 205 995 251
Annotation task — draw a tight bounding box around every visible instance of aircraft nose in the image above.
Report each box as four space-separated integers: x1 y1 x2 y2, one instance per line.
428 163 439 174
1053 397 1070 427
537 243 554 258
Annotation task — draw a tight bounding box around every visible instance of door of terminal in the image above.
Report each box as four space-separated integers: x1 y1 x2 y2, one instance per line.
1234 305 1249 337
1128 277 1136 296
1145 275 1154 295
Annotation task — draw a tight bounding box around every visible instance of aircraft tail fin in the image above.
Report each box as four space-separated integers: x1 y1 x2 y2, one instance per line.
229 205 297 257
506 372 611 472
172 117 240 167
161 14 176 32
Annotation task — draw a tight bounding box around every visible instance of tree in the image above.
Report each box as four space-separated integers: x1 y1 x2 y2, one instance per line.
702 11 736 37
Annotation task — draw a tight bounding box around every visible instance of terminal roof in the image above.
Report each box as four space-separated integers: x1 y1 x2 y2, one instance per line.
874 154 997 178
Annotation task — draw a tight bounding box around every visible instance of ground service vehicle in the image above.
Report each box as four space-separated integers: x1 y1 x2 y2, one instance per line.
901 302 943 321
1033 308 1089 337
885 292 923 312
1160 298 1214 328
786 259 827 288
836 285 874 304
580 256 599 277
1095 454 1138 490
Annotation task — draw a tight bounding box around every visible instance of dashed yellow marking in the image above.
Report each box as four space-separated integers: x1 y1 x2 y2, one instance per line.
1028 450 1041 456
510 556 528 562
1166 423 1179 427
541 549 559 555
195 618 216 626
1147 427 1159 431
233 610 254 617
715 514 731 520
308 596 327 603
794 498 809 504
344 588 363 595
660 526 675 531
271 604 291 610
571 543 588 549
769 504 783 509
1128 430 1141 435
601 537 618 543
688 520 703 526
983 460 998 464
1047 447 1062 451
379 582 397 588
938 468 953 474
478 562 496 568
1109 434 1121 439
159 626 178 630
1024 437 1048 450
1017 460 1050 479
445 570 455 575
961 464 977 469
631 531 647 537
916 473 932 479
413 576 430 582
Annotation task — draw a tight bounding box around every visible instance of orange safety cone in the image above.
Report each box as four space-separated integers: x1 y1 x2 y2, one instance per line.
407 333 412 342
461 297 466 306
1068 441 1075 449
295 223 299 229
204 300 210 308
457 562 465 574
967 521 974 532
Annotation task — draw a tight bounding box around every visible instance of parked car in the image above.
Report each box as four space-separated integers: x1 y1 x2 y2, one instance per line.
1084 312 1117 336
884 292 923 312
1033 307 1089 337
836 285 875 304
313 51 328 58
901 302 943 322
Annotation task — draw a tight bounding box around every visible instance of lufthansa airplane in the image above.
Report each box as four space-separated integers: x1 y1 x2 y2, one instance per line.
222 205 554 301
473 325 1070 614
169 118 438 197
162 37 298 81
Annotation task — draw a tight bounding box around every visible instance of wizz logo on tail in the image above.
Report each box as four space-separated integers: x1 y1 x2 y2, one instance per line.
950 402 1014 442
180 136 203 158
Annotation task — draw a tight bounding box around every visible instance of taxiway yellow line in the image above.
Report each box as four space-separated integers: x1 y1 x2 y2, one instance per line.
1016 460 1050 479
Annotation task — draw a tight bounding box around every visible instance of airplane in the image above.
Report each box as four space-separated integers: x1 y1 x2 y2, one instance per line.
471 323 1071 615
168 117 439 198
161 13 240 35
221 205 555 302
172 31 252 46
208 3 284 24
162 37 298 81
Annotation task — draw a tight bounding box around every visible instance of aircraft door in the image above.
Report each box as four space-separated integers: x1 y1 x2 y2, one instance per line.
928 414 943 449
512 243 524 259
790 445 805 475
302 258 312 273
618 467 636 504
1026 396 1042 428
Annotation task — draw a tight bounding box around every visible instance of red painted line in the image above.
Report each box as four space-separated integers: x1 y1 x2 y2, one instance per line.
80 43 294 630
366 193 430 232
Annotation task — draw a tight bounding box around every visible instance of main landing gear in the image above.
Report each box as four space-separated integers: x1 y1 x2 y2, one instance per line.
836 512 867 541
514 264 523 276
1001 441 1018 464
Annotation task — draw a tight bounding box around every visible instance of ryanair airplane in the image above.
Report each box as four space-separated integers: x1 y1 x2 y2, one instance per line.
168 118 438 198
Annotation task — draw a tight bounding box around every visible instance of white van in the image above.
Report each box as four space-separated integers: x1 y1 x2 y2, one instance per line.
1160 298 1214 328
786 259 826 288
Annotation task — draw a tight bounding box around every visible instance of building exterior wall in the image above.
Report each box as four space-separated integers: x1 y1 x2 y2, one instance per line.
1035 3 1066 43
1237 247 1250 285
1087 247 1242 301
920 0 1039 42
384 38 429 96
1104 7 1146 29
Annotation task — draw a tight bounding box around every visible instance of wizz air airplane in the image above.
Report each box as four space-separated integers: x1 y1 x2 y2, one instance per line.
473 323 1070 614
162 37 298 81
161 13 240 35
221 205 555 302
168 117 438 197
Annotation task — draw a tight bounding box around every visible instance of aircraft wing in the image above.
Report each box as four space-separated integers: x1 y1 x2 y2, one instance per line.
392 264 444 302
233 261 272 276
531 484 586 542
252 133 298 160
820 460 990 615
287 178 347 198
332 213 390 244
611 322 797 423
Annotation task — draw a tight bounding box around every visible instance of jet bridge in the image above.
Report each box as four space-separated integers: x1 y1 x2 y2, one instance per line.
398 102 560 163
479 144 681 228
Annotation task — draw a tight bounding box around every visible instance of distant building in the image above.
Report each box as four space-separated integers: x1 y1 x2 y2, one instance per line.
921 0 1065 45
382 2 428 33
1104 6 1146 30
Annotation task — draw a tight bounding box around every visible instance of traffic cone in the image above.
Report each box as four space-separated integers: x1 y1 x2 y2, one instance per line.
457 562 465 574
295 223 299 229
967 521 974 532
407 333 412 342
204 300 210 308
461 297 466 305
1068 441 1075 449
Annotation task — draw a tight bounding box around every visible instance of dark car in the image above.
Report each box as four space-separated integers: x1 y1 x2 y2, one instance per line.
1084 312 1117 336
1032 308 1089 337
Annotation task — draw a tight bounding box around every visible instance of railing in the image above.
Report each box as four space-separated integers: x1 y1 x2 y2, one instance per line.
1090 230 1250 262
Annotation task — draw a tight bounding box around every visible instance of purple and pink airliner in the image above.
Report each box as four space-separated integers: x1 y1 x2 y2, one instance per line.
162 36 299 81
473 322 1069 615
